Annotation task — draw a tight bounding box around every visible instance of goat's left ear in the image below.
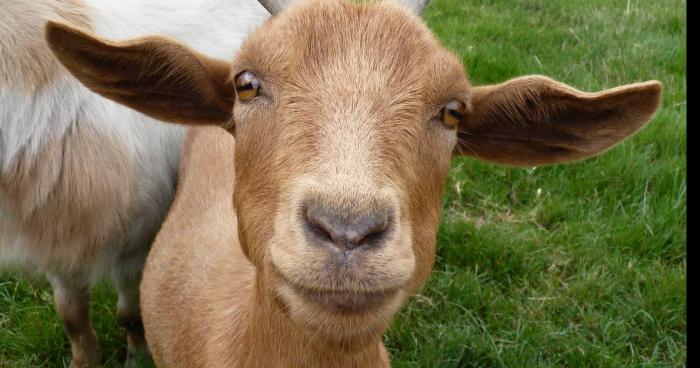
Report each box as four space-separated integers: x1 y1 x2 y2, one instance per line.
456 75 663 166
45 21 235 126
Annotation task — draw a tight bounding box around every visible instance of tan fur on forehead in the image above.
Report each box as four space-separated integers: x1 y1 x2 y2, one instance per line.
235 0 469 106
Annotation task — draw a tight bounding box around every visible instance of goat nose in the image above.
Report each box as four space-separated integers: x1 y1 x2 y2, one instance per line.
303 203 391 251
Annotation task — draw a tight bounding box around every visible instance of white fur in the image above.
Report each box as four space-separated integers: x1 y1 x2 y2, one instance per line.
0 0 266 364
1 0 268 277
88 0 268 56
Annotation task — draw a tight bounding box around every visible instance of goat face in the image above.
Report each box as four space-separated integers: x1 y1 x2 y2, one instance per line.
230 1 466 345
45 0 662 351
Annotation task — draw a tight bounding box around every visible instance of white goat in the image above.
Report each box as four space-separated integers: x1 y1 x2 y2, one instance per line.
0 0 268 366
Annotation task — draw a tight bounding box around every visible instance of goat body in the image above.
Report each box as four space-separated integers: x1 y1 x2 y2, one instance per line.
0 0 268 366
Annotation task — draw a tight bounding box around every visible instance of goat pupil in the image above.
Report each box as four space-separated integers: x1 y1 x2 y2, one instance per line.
235 71 260 101
441 100 465 128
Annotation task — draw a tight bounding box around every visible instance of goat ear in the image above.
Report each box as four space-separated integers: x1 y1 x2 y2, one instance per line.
456 75 663 166
45 21 235 126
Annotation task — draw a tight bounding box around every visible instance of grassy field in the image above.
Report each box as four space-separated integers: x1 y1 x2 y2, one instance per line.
0 0 686 367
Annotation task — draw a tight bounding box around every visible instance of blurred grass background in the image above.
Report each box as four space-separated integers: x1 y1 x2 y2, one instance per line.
0 0 686 366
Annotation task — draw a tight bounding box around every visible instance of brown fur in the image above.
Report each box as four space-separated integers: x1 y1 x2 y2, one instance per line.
45 0 663 366
0 121 136 271
141 126 393 367
50 274 102 367
460 76 663 165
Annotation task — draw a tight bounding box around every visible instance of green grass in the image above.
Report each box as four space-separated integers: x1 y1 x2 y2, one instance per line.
0 0 686 366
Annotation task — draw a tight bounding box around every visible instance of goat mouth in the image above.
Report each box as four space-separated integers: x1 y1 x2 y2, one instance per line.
271 264 405 313
303 288 398 312
286 282 400 313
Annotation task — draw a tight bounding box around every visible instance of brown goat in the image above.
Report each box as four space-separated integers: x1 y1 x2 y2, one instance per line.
45 0 662 366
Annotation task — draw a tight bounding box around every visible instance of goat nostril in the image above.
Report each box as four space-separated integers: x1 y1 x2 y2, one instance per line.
344 214 388 246
303 203 391 251
304 208 335 244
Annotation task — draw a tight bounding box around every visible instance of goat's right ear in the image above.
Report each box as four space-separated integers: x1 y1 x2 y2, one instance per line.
45 21 235 126
455 76 662 166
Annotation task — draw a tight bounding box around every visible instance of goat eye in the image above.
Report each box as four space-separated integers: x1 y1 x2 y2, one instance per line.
235 71 260 102
440 100 466 129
